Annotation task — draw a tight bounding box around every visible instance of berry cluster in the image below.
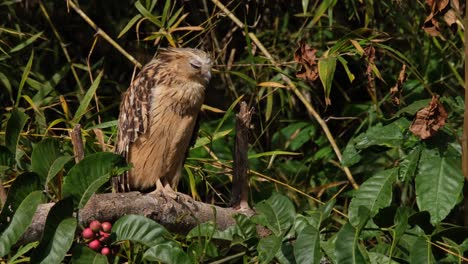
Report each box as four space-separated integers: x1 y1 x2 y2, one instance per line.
82 220 112 255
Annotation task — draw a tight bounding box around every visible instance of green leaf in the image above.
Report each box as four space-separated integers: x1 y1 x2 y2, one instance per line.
342 143 361 167
348 168 398 227
311 0 337 25
338 56 355 82
368 252 399 264
112 214 170 247
353 120 408 149
117 14 143 38
335 222 367 264
232 214 258 241
213 95 244 135
0 191 46 257
0 172 42 232
396 99 431 116
8 241 39 264
134 1 162 27
301 0 309 14
46 155 73 185
186 222 219 240
0 146 14 175
31 198 76 264
255 193 296 236
193 129 232 149
62 152 126 209
294 225 321 264
399 146 421 182
31 138 62 184
409 236 434 264
258 235 282 264
15 50 34 107
5 108 29 155
248 150 301 159
318 55 337 105
415 148 464 225
9 32 42 53
144 240 191 264
72 71 103 124
70 244 108 264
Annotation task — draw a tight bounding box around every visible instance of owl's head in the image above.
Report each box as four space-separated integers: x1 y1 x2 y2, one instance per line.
158 48 213 85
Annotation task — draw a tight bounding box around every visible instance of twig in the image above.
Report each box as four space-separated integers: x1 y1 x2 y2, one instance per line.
66 0 142 69
232 102 254 210
70 124 84 163
210 0 359 190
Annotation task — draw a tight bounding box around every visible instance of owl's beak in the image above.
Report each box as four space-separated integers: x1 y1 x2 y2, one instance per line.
202 65 212 83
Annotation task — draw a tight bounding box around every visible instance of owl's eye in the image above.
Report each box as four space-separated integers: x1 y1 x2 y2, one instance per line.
190 61 201 69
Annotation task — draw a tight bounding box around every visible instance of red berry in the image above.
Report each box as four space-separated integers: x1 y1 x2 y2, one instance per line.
99 230 110 242
89 220 102 233
82 228 95 239
88 239 101 251
101 222 112 233
101 247 111 255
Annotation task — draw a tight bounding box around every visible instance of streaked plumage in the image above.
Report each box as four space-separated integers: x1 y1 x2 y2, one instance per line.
114 48 212 192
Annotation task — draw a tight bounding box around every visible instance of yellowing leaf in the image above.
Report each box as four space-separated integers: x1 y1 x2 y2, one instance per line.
257 82 288 88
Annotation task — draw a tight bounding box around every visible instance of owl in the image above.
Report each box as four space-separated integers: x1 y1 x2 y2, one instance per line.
113 48 212 193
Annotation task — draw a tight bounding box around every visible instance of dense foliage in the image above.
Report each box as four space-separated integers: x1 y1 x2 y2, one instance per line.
0 0 467 263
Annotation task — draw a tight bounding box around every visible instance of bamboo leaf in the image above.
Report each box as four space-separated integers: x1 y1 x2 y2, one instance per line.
318 55 337 105
72 71 103 124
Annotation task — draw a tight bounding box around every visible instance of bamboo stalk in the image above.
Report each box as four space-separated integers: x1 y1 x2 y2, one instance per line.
210 0 359 190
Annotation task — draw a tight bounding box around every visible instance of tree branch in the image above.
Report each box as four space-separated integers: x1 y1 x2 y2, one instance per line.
19 191 256 244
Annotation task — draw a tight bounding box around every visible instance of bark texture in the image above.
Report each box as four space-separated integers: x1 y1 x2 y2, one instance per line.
19 191 255 244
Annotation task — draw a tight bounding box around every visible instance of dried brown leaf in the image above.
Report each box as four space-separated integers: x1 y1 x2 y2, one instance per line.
443 9 457 27
390 64 407 105
294 41 319 82
364 46 376 100
423 16 441 36
409 96 448 139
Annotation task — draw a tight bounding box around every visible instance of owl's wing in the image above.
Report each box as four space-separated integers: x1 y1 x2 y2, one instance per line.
114 64 157 192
